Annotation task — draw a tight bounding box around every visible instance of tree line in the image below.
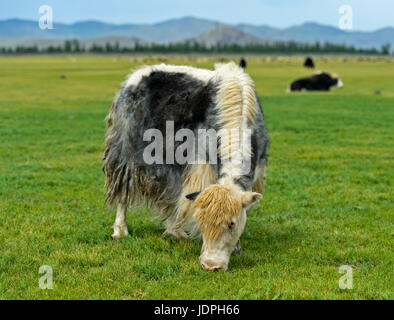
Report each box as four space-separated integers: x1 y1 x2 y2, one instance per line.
0 39 391 55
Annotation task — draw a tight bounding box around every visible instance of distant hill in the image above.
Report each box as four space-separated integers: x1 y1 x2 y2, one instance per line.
0 17 393 49
186 25 270 46
0 17 217 43
237 22 394 49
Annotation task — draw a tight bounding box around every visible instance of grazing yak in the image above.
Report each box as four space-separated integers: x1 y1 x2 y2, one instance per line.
103 62 269 271
288 71 344 92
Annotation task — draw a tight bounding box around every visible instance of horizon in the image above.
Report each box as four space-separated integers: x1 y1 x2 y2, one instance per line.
0 0 393 31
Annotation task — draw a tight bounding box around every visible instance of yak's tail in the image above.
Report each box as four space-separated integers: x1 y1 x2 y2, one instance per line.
102 102 132 205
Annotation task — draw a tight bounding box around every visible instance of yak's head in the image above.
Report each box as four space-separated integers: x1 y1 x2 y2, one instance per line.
332 73 344 88
187 184 261 271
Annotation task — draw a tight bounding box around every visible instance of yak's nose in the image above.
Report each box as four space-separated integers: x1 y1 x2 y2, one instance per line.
201 261 221 271
200 257 227 271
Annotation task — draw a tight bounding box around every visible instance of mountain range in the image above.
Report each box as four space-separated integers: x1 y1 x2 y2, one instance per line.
1 17 393 49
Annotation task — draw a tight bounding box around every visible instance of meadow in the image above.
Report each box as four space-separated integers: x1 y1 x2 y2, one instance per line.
0 55 392 299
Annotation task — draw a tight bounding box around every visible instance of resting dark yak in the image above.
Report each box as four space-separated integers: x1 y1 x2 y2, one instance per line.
288 71 344 92
103 62 269 271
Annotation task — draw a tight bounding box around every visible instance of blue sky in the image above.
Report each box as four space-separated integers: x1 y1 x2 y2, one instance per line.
0 0 392 30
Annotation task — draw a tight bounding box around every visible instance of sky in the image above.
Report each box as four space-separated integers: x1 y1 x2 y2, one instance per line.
0 0 393 31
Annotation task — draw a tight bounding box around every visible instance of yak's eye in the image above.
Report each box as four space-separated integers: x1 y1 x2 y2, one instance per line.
228 221 235 229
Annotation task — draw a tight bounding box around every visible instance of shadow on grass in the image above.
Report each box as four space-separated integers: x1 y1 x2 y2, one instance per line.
230 223 305 270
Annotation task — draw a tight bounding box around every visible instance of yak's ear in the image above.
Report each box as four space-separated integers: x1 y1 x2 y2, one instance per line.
241 192 262 210
185 191 201 201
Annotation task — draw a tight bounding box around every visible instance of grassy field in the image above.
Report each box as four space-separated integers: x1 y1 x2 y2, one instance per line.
0 55 393 300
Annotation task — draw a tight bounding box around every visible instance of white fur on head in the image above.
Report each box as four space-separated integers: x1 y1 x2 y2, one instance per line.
332 74 344 88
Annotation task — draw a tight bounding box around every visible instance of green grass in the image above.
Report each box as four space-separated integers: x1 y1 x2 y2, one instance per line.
0 55 393 300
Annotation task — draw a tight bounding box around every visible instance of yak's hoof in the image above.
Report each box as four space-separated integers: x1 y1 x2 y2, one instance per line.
112 225 129 239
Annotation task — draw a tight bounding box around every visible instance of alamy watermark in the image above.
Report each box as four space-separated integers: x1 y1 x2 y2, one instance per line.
38 5 53 30
142 121 252 174
338 265 353 290
39 265 53 289
338 4 353 30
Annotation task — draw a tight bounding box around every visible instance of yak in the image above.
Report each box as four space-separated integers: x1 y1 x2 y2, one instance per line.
103 62 269 271
288 71 344 92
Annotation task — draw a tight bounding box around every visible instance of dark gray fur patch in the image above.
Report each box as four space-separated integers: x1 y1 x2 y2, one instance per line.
103 71 219 208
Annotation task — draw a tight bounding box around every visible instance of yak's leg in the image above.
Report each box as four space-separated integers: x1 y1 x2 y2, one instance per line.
232 240 242 255
252 163 267 195
112 201 129 239
163 215 188 239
